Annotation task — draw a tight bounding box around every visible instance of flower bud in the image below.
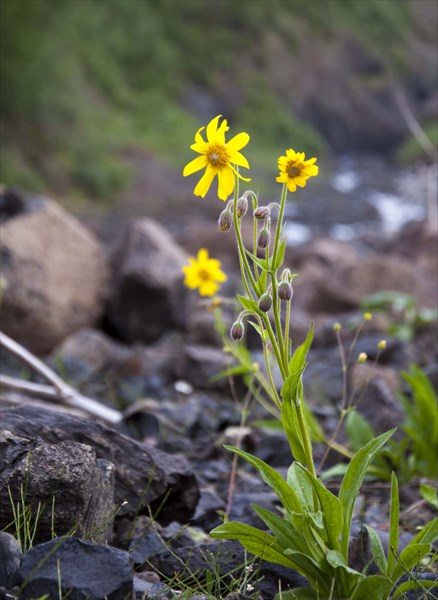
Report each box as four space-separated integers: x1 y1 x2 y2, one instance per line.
378 339 387 350
236 196 248 217
333 322 342 331
363 312 373 321
278 281 293 301
257 227 270 249
358 352 368 364
218 208 233 232
230 320 244 341
258 292 272 312
253 206 270 220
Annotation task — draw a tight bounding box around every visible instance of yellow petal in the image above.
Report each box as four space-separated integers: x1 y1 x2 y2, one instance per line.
197 248 209 263
229 150 249 169
227 132 250 153
216 118 229 145
200 281 219 297
194 127 206 145
194 166 216 198
183 155 208 176
287 180 297 192
217 167 235 201
206 115 222 143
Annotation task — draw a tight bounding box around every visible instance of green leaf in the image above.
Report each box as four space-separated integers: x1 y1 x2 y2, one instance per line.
271 238 287 271
390 543 431 584
287 462 314 511
419 483 438 509
210 521 297 569
287 323 314 378
251 505 324 583
409 516 438 546
365 525 387 574
294 463 343 550
338 429 396 559
255 269 267 296
281 388 306 464
326 549 362 578
244 249 271 272
223 445 302 514
391 578 438 599
387 472 399 576
236 293 259 313
345 410 376 452
350 575 393 600
248 320 269 342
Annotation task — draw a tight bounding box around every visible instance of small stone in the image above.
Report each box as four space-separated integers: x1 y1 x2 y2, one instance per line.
0 533 21 589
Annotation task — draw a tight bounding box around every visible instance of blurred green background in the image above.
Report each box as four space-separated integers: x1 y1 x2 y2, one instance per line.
0 0 436 205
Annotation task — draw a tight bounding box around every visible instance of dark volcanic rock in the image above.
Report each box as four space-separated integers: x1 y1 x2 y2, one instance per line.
0 406 199 526
0 532 21 589
0 436 114 544
16 537 133 600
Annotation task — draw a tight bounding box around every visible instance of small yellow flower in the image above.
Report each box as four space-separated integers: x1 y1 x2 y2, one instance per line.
276 149 318 192
182 248 227 297
378 339 387 350
363 312 373 321
183 115 250 201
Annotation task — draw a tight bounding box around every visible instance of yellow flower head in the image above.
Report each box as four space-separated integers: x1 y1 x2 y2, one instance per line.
276 149 318 192
183 115 250 201
182 248 227 297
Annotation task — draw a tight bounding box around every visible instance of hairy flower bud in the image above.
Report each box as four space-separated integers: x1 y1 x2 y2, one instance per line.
258 292 272 313
230 320 244 341
253 206 270 220
257 227 270 249
236 196 248 217
377 339 387 350
358 352 367 364
278 281 293 302
218 208 233 232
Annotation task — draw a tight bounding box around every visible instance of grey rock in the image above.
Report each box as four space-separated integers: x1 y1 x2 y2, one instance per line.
108 218 189 343
0 533 21 589
0 406 199 526
0 437 114 544
16 537 133 600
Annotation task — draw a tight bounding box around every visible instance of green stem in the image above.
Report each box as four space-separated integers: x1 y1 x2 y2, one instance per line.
261 313 287 381
271 277 287 372
283 296 291 365
295 395 316 477
232 176 257 297
271 183 288 271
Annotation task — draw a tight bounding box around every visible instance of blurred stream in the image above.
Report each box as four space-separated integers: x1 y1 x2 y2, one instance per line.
284 156 436 246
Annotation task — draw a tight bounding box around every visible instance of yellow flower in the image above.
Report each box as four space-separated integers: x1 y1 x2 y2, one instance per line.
276 149 318 192
183 115 250 201
182 248 227 297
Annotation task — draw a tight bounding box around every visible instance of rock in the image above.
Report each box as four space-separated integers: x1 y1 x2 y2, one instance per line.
0 197 109 354
0 406 199 526
181 344 238 391
16 537 133 600
0 437 114 544
107 218 189 343
0 533 21 589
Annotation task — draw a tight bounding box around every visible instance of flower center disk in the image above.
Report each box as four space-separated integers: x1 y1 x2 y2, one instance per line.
287 162 302 177
207 144 229 169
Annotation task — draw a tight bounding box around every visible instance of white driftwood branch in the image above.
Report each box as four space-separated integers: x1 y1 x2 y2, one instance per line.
0 331 122 425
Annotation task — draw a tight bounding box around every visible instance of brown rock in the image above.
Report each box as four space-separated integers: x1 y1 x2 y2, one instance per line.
0 198 109 354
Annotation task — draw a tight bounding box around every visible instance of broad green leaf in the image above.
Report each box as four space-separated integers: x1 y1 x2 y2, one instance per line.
387 472 399 576
390 543 431 583
210 521 297 569
274 589 318 600
287 323 314 378
365 525 387 574
326 549 362 578
294 463 343 550
251 505 324 583
236 293 259 313
223 445 302 514
345 410 375 451
391 578 438 599
339 429 396 559
281 388 306 464
290 512 327 564
255 268 267 296
287 462 314 511
350 575 393 600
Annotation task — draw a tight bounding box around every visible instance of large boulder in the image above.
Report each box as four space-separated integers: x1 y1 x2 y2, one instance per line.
107 218 189 343
0 196 109 354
